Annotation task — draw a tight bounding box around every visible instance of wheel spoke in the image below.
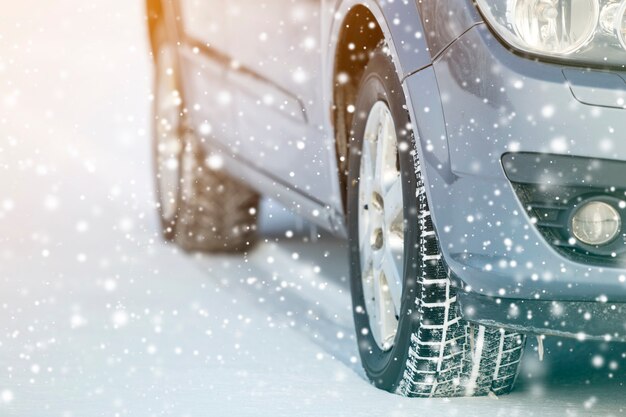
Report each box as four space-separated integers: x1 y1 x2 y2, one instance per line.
384 177 403 229
359 224 373 272
359 139 375 271
362 265 380 342
371 269 383 343
379 109 399 192
381 245 403 311
375 271 397 350
373 120 387 193
360 139 375 204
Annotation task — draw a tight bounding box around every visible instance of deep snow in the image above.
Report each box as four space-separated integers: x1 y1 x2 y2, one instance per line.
0 0 624 416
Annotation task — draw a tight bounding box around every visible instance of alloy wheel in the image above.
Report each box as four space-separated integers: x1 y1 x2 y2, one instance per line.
358 101 405 351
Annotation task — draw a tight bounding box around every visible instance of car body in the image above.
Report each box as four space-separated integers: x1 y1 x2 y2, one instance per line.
147 0 626 368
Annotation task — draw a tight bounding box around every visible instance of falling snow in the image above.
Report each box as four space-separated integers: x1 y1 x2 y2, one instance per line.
0 0 624 416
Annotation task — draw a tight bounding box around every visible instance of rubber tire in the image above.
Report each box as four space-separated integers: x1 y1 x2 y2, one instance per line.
347 47 526 397
152 23 259 253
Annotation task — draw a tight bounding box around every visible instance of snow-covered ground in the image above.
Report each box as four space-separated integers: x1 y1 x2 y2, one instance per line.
0 1 624 416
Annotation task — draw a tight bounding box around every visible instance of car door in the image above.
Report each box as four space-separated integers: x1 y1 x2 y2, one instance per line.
175 0 237 148
225 0 339 209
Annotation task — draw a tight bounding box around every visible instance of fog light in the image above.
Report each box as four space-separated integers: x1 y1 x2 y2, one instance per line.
571 201 621 246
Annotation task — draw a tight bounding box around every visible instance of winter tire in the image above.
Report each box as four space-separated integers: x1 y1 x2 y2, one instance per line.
152 23 259 253
347 47 526 397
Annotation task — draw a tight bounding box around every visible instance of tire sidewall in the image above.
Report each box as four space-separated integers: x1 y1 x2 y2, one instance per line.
348 50 421 391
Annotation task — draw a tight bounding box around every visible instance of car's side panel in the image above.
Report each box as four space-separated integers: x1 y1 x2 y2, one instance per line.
155 0 344 232
178 0 230 53
225 1 340 212
174 1 241 151
154 0 435 235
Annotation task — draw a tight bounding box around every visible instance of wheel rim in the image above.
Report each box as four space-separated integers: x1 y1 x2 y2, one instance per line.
358 101 405 352
155 44 183 222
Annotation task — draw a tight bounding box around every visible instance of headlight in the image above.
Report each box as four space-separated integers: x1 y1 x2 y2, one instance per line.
475 0 626 67
618 1 626 48
571 201 621 246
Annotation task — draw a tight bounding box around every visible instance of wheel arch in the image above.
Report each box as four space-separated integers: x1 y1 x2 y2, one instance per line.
328 0 431 213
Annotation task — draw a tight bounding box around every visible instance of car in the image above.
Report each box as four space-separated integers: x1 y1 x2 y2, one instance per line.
145 0 626 398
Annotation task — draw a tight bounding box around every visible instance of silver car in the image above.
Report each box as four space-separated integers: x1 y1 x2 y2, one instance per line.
145 0 626 397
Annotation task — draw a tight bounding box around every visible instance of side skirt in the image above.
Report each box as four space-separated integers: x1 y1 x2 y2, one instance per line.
204 140 348 238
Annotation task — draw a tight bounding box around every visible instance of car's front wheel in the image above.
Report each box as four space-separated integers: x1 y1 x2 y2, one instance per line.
347 47 526 397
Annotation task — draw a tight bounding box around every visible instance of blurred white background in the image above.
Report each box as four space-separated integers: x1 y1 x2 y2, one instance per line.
0 1 624 416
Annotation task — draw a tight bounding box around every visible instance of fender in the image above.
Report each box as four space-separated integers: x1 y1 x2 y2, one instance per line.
323 0 431 231
327 0 431 96
326 1 458 238
326 0 479 281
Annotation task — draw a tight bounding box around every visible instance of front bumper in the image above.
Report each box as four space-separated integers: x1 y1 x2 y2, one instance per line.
406 23 626 338
458 292 626 342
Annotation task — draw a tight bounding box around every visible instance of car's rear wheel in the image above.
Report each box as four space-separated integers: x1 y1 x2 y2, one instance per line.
152 24 259 252
347 47 526 397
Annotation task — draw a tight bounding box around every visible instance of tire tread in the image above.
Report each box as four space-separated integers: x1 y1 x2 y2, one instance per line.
172 133 259 253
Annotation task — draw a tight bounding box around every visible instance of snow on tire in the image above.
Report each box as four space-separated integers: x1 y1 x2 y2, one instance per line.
396 174 526 397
